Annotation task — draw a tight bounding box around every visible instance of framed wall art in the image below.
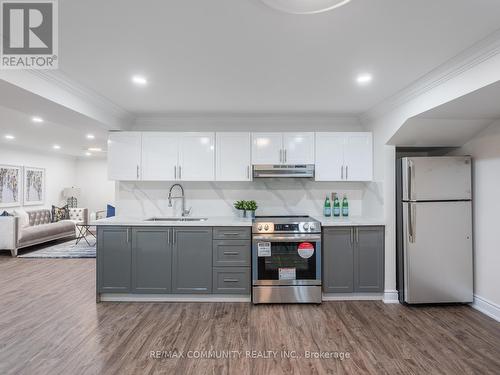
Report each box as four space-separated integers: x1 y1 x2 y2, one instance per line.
0 165 22 208
24 167 45 206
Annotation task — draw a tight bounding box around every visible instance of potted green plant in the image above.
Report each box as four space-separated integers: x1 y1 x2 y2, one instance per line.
244 200 258 219
234 200 246 218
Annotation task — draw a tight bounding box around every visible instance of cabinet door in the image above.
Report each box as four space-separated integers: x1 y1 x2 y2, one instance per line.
178 133 215 181
343 132 373 181
251 133 283 164
172 228 213 293
315 133 345 181
322 227 354 293
216 133 251 181
141 132 179 181
132 227 172 293
97 227 131 292
283 133 315 164
354 227 384 292
108 132 142 181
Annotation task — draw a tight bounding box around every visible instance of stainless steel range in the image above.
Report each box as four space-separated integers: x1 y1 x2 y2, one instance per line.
252 215 322 304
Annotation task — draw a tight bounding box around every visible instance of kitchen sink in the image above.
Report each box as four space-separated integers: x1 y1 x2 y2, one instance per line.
145 217 208 222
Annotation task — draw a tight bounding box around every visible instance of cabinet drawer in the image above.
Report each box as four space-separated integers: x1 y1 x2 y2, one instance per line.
213 227 251 240
213 240 251 267
213 267 250 294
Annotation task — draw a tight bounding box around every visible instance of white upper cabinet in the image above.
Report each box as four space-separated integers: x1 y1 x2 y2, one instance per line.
141 132 179 181
108 132 142 181
315 132 372 182
252 132 315 165
252 133 282 164
343 133 373 181
216 133 251 181
315 133 345 181
178 133 215 181
283 133 315 164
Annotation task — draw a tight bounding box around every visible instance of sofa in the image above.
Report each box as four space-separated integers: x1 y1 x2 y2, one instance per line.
0 208 88 257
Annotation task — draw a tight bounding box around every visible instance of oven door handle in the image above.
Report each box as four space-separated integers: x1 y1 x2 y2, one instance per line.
252 235 321 242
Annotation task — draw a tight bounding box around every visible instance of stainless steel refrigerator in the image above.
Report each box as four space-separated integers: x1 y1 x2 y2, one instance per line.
396 156 473 304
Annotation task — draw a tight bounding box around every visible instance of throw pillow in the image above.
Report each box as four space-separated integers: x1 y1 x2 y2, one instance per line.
1 210 13 216
52 205 69 222
13 209 29 228
106 204 115 218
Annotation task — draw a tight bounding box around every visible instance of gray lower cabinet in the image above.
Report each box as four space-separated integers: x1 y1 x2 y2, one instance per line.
213 267 250 294
323 227 354 293
132 227 172 293
172 227 213 294
354 227 385 292
323 226 384 293
213 240 251 267
97 226 132 293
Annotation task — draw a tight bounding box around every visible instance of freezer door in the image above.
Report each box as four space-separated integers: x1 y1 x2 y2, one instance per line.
403 201 473 303
402 157 472 201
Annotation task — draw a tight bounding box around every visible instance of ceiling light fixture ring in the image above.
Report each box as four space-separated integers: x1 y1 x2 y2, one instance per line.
261 0 352 15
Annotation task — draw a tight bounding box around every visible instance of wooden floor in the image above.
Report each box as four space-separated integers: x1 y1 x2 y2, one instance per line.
1 255 499 375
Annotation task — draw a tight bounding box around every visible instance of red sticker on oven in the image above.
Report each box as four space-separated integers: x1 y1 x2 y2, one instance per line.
298 242 314 259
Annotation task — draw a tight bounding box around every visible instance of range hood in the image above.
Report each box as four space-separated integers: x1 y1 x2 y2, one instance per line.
253 165 315 178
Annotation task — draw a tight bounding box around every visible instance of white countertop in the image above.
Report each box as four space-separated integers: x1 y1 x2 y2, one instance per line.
90 216 253 227
313 216 385 226
92 215 384 227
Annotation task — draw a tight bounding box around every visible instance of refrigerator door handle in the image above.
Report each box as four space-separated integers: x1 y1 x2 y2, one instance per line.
408 159 415 200
408 203 416 243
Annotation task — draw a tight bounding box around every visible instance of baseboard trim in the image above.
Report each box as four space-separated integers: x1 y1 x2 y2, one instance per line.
471 295 500 322
322 293 383 301
100 294 251 303
382 290 400 304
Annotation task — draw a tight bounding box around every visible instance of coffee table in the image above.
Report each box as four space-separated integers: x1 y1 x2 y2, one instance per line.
76 223 96 246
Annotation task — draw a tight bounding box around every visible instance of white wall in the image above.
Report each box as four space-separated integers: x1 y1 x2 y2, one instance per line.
454 120 500 307
75 158 115 213
0 145 76 210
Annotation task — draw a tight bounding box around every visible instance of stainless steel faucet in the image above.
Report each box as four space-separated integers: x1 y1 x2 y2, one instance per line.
168 183 191 217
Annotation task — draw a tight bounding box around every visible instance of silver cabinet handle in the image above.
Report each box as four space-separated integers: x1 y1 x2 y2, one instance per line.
174 165 177 180
167 229 170 245
408 159 415 200
223 278 239 283
127 228 131 243
341 166 344 180
172 230 176 245
136 165 140 180
178 166 182 180
279 149 283 163
350 227 353 244
355 227 359 243
247 166 250 180
223 251 239 255
223 232 239 236
284 149 287 163
346 165 349 180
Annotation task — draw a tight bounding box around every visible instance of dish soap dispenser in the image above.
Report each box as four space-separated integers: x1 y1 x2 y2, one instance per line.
333 193 341 217
342 195 349 217
323 195 331 217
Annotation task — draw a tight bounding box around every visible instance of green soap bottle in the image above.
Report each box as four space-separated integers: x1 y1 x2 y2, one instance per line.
333 193 341 217
342 195 349 217
323 195 331 217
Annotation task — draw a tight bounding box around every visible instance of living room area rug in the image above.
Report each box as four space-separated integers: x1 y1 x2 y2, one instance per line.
18 238 96 258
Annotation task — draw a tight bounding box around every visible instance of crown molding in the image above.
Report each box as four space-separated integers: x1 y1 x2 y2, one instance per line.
27 69 135 128
361 28 500 124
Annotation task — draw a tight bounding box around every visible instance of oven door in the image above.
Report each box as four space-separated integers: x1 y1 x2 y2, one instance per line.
252 234 322 286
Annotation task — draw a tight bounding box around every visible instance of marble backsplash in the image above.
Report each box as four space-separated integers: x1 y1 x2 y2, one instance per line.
116 179 384 219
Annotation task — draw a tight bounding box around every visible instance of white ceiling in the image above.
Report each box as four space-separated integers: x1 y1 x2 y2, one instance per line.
0 81 108 157
389 81 500 146
56 0 500 114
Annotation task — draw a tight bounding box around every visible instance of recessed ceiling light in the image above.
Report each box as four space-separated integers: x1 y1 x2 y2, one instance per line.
85 152 92 156
86 134 95 140
32 116 44 123
53 144 61 150
356 73 373 85
4 134 15 140
131 75 147 85
88 147 102 152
